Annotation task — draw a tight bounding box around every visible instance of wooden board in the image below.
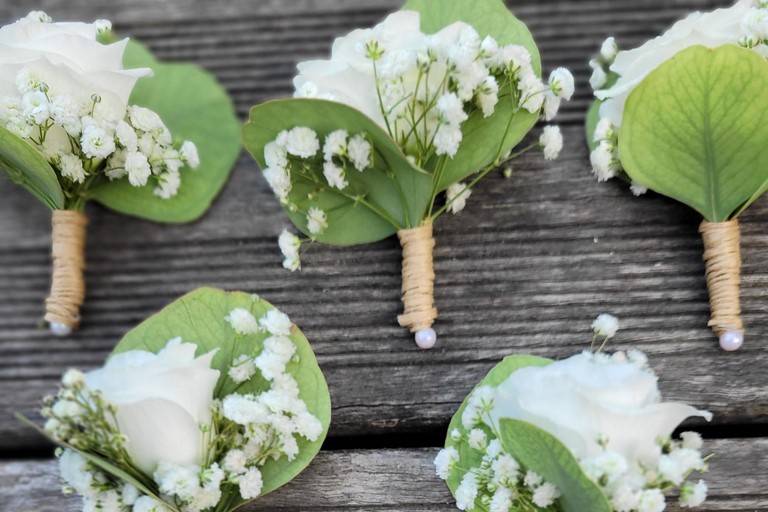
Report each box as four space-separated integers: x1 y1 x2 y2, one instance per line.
2 440 767 511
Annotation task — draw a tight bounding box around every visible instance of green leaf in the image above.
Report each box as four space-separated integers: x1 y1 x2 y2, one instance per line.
89 39 240 223
619 44 768 222
111 287 331 499
585 100 602 153
0 125 64 209
404 0 541 190
443 355 551 505
243 98 433 245
498 419 612 512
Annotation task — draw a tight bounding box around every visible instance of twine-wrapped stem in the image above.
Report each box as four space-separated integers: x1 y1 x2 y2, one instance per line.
45 210 88 336
397 220 438 348
699 219 744 350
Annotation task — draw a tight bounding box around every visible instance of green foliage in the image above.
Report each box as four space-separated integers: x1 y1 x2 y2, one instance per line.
619 45 768 221
404 0 541 190
112 287 331 499
0 125 64 209
243 99 433 245
498 419 612 512
89 39 240 223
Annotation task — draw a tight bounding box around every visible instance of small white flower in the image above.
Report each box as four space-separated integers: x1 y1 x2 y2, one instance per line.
611 483 641 512
491 454 520 486
446 182 471 215
284 126 320 158
222 394 267 425
259 309 292 336
50 96 82 135
180 141 200 168
295 411 323 441
226 308 260 335
132 496 171 512
347 134 371 172
592 313 619 338
115 120 138 151
437 93 468 125
532 482 561 508
450 428 463 442
58 153 86 184
58 450 93 495
637 488 666 512
265 141 288 170
94 19 112 34
62 369 85 388
630 182 648 196
323 160 348 189
489 487 513 512
222 449 248 475
600 37 619 63
590 140 619 182
594 118 615 142
16 68 45 94
524 470 543 489
680 431 703 451
263 166 292 202
125 151 152 187
306 206 328 236
278 229 301 272
21 90 49 124
540 125 563 160
582 451 628 484
434 124 463 158
486 439 502 458
323 129 348 161
589 59 608 90
476 76 499 118
153 169 181 199
549 67 575 100
455 472 478 511
467 428 487 450
25 10 52 23
543 91 561 121
680 479 707 508
129 106 165 133
81 123 116 159
53 399 83 419
121 483 139 506
518 73 546 113
434 447 459 480
228 355 256 384
238 467 263 499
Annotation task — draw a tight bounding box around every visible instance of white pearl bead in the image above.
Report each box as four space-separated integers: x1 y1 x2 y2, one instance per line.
719 330 744 352
415 328 437 350
49 322 72 337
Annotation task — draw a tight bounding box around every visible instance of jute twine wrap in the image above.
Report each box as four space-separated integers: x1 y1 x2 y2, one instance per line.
699 219 743 335
44 210 88 331
397 220 438 332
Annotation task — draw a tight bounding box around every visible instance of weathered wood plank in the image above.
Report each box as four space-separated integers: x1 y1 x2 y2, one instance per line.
2 440 767 511
2 125 768 449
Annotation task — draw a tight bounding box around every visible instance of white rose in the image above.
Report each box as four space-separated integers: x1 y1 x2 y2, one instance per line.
0 14 151 123
85 338 220 474
596 0 754 126
488 352 711 464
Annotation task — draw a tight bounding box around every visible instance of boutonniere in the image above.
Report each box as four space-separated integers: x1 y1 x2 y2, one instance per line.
0 12 240 335
19 288 331 512
242 0 574 348
586 0 768 351
435 315 712 512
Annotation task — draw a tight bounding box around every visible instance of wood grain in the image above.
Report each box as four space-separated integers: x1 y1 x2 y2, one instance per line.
2 440 767 511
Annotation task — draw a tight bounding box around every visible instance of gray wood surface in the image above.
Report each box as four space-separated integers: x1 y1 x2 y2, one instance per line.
2 440 767 511
0 0 766 510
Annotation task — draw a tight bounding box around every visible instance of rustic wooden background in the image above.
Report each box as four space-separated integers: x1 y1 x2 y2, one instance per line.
1 0 766 510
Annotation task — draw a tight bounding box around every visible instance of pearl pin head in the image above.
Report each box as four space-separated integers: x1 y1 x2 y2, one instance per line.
415 328 437 350
719 330 744 352
49 322 72 337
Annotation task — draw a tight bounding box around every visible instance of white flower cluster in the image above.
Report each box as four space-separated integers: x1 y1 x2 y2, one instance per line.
262 126 372 234
582 432 709 511
295 11 573 164
588 1 768 193
0 12 199 201
435 386 562 511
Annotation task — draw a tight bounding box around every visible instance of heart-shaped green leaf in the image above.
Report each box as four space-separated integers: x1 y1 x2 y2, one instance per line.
89 40 240 223
0 125 64 209
498 419 612 512
112 287 331 499
404 0 541 190
243 98 433 245
619 44 768 222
